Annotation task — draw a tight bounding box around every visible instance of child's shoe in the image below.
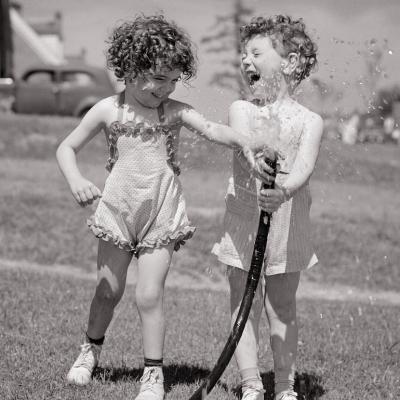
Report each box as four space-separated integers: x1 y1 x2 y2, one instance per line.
242 380 265 400
275 390 298 400
66 342 102 386
135 367 165 400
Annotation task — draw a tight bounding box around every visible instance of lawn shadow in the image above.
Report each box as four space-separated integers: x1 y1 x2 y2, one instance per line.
94 363 230 393
231 371 325 400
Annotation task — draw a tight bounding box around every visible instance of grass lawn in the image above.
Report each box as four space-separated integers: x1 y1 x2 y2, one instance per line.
1 113 400 399
0 119 399 291
1 267 399 400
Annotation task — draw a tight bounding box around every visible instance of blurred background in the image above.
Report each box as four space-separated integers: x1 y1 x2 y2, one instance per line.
1 0 400 143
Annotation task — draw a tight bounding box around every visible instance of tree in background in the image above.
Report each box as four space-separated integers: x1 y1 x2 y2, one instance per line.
201 0 253 98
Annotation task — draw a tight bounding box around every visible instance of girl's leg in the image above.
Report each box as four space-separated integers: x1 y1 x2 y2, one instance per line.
135 242 174 359
67 240 133 386
228 266 264 397
134 242 174 400
87 239 133 339
264 272 300 397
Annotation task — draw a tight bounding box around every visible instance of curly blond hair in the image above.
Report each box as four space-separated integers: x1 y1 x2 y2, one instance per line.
240 15 318 85
106 14 197 82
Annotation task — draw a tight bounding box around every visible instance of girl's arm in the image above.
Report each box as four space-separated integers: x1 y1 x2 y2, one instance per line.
56 99 109 206
258 112 324 212
178 102 250 149
280 113 324 196
228 100 276 182
172 100 264 173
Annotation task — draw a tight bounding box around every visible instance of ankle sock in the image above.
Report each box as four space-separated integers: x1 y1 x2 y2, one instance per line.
240 367 263 389
85 333 104 346
275 370 295 395
144 357 163 368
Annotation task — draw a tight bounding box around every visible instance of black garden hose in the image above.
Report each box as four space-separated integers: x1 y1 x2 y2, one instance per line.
189 156 277 400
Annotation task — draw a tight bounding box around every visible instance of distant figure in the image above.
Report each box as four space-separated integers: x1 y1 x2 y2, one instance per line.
211 15 323 400
56 14 259 399
392 127 400 144
383 115 395 137
383 115 400 144
341 113 360 145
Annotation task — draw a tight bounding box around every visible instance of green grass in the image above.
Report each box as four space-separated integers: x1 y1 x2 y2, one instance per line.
1 268 399 400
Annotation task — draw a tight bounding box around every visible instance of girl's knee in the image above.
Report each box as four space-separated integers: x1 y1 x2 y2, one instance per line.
136 285 163 312
267 294 297 324
95 281 124 306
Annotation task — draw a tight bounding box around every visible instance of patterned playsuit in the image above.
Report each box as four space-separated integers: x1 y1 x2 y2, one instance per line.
88 94 195 256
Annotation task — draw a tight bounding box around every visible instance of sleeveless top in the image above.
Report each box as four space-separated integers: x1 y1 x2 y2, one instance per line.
212 100 318 275
87 93 195 255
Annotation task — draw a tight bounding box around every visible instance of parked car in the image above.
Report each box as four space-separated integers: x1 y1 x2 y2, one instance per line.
0 63 115 117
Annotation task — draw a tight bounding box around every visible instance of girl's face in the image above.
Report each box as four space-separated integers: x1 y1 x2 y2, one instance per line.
241 34 285 97
127 67 182 108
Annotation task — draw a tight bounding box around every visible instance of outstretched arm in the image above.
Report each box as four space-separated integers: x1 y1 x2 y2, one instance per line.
56 99 108 206
178 103 249 149
258 113 324 213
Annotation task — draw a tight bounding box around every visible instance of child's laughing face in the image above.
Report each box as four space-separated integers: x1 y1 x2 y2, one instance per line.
127 67 182 108
241 34 284 97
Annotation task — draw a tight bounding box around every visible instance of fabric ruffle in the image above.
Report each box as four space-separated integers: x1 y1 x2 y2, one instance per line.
106 120 180 175
87 216 136 252
136 225 195 254
87 216 195 256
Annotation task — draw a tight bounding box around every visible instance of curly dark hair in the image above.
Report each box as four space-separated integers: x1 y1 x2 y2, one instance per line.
106 14 197 82
240 15 318 85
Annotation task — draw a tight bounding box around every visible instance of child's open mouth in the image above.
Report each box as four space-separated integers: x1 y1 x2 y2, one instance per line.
247 71 261 87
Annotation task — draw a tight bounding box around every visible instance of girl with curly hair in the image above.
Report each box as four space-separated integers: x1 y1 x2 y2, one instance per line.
210 15 323 400
56 14 258 399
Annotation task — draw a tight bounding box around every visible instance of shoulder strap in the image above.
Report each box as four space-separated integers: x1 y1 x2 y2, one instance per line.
117 91 125 122
157 102 165 123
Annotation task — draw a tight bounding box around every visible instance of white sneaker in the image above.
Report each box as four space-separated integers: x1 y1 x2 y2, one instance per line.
275 390 298 400
242 382 265 400
66 342 102 386
135 367 165 400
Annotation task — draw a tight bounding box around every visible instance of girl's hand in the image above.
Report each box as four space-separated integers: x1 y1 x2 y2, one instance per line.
69 177 102 207
258 187 285 213
251 152 277 185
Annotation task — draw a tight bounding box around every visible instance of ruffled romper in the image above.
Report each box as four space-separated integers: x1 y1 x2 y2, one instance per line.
88 96 195 256
212 102 318 275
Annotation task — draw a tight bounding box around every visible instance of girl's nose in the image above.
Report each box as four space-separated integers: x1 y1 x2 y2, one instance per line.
242 56 251 68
